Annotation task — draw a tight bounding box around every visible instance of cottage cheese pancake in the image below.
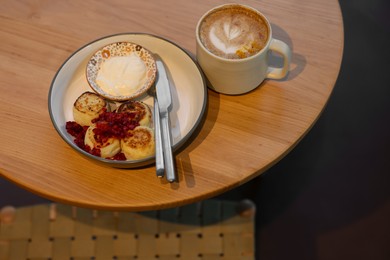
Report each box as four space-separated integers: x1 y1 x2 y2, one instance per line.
84 124 121 158
73 91 109 126
117 101 152 127
121 126 155 160
199 6 268 59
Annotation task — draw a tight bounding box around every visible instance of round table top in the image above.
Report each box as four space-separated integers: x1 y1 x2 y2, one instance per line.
0 0 343 211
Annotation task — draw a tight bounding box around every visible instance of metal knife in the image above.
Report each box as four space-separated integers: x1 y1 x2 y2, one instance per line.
155 55 176 182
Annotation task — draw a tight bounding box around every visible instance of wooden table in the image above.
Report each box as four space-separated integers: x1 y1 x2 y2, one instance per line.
0 0 343 211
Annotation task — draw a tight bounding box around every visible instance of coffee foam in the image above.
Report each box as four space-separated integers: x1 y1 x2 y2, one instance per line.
199 6 268 59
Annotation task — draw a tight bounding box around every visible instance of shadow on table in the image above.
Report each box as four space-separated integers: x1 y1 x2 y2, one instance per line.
172 83 221 189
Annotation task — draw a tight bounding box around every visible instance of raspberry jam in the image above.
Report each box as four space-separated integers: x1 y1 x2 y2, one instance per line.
66 108 141 160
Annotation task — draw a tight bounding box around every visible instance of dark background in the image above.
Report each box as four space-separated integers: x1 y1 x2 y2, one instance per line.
1 0 389 259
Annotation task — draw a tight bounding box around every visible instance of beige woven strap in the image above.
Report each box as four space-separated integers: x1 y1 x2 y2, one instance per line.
0 200 255 259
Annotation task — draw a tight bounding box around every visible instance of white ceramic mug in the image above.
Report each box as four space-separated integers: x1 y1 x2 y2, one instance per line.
196 4 291 95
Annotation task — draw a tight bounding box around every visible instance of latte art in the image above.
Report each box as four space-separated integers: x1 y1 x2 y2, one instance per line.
199 6 268 59
209 18 251 55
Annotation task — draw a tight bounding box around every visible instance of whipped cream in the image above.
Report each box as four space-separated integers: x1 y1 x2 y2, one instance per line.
96 53 147 96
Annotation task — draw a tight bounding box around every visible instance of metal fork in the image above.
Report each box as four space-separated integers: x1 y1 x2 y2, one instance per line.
148 86 164 178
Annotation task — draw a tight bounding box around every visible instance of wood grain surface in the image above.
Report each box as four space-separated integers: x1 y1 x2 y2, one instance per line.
0 0 343 211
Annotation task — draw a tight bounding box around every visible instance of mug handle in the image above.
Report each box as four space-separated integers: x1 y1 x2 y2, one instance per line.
266 39 291 79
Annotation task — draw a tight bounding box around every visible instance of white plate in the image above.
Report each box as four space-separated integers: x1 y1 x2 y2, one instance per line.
49 33 207 168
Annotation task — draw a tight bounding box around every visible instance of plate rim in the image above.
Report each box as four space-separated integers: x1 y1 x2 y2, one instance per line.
48 32 207 168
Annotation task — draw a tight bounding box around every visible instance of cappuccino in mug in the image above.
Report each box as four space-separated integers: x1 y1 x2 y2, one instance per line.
198 5 269 59
196 4 291 94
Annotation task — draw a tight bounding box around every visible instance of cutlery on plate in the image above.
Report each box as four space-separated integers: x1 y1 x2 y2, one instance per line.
149 86 165 177
155 54 176 182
